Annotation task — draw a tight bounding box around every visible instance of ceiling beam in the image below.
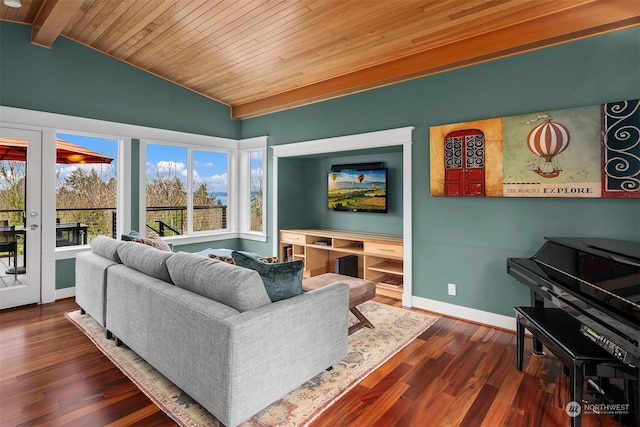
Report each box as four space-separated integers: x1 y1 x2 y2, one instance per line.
31 0 83 48
231 2 640 119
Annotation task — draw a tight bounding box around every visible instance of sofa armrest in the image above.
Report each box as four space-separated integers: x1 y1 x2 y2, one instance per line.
75 251 119 326
222 281 350 425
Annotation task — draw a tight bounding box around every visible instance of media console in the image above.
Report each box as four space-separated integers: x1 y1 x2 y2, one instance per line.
280 228 404 299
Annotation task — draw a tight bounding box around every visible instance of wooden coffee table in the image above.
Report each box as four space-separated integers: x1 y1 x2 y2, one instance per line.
302 273 376 334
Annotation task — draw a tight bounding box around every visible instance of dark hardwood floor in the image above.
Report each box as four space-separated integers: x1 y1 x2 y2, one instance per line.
0 297 628 427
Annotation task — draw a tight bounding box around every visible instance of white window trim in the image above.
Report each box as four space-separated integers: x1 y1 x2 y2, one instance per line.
118 137 132 237
0 105 268 250
227 148 237 234
271 126 414 306
54 127 128 243
238 136 268 241
186 146 194 234
141 139 237 241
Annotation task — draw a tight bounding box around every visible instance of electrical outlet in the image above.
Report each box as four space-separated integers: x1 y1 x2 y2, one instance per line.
448 283 457 296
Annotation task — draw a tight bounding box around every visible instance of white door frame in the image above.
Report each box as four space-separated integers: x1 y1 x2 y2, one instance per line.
271 126 414 307
0 127 43 308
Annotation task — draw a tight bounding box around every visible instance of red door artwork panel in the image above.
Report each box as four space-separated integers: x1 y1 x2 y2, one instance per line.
444 129 486 196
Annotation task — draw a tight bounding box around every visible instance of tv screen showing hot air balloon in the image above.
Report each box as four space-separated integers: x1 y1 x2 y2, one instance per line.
328 167 388 212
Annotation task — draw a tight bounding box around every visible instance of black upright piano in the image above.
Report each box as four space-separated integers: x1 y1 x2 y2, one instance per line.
507 237 639 423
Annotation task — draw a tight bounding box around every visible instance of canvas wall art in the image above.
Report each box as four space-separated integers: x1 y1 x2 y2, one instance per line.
429 99 639 198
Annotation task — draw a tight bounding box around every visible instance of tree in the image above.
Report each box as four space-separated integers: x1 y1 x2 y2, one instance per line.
192 182 220 232
145 163 187 234
56 165 117 237
193 182 215 206
146 175 186 207
250 167 263 232
0 161 25 225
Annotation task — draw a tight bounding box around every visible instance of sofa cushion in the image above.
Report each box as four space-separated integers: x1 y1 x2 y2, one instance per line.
166 252 271 312
231 251 303 302
116 241 174 283
133 231 172 251
90 235 125 263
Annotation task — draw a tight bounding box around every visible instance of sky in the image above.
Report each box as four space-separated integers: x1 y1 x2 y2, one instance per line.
56 134 263 196
56 134 230 192
146 142 228 194
328 169 387 190
56 133 117 183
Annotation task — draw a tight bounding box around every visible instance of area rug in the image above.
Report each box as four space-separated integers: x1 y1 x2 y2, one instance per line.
66 301 438 427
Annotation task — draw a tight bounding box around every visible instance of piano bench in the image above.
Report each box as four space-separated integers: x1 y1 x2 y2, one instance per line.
514 306 624 427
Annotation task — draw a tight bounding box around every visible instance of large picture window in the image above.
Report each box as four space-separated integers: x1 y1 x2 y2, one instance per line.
145 142 229 236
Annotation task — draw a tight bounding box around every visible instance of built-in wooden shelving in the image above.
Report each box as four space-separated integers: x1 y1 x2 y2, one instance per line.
280 228 404 299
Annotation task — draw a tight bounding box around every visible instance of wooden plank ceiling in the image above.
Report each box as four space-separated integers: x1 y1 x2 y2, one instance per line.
1 0 639 119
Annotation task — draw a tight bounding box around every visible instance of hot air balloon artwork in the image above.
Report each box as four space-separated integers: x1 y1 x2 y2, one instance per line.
525 114 570 178
429 98 638 198
327 166 388 212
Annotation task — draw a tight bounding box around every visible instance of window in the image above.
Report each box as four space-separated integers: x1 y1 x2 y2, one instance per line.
250 150 264 232
193 150 228 232
55 132 118 246
0 149 25 227
145 142 229 236
239 138 267 238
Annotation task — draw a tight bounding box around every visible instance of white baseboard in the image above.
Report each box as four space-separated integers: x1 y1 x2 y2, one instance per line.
411 296 517 331
55 286 76 300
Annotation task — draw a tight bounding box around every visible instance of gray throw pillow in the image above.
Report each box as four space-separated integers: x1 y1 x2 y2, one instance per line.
231 251 304 302
116 241 174 283
90 235 125 263
167 252 271 312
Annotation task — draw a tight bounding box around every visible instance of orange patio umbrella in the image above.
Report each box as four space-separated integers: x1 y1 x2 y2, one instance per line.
0 137 113 164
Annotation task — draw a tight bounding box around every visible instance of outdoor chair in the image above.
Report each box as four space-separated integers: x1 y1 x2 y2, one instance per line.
0 225 18 280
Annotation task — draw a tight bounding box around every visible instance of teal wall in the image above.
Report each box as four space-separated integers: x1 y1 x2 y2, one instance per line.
0 22 239 138
241 27 640 317
240 149 403 256
277 158 312 229
1 18 639 317
278 151 403 234
55 259 75 289
0 21 240 290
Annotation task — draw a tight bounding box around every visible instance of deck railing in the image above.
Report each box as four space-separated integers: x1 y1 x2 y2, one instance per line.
0 205 228 244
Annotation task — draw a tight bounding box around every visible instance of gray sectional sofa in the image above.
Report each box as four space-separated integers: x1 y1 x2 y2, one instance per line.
75 236 349 427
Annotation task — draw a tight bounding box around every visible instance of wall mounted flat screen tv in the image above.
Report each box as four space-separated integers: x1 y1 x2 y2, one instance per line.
328 167 387 213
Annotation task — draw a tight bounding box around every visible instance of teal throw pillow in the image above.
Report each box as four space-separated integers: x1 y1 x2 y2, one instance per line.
121 230 142 241
231 251 303 302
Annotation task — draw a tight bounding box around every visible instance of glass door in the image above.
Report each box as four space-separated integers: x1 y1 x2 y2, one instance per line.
0 127 42 309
